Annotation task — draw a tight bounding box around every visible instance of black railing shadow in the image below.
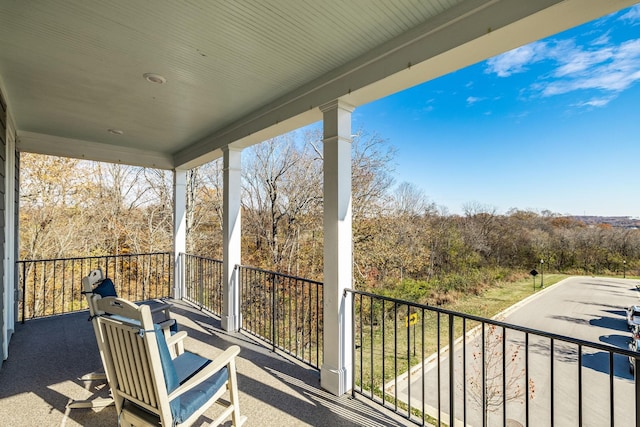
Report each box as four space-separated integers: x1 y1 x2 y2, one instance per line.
169 301 409 427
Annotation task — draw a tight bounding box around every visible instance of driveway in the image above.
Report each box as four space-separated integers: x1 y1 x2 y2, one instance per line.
394 276 640 426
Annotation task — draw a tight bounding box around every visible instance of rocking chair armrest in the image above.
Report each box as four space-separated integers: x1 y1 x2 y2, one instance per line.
165 330 188 348
149 301 173 314
156 318 176 330
168 345 241 400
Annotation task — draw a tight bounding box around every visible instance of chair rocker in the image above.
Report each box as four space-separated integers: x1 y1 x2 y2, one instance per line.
93 295 246 427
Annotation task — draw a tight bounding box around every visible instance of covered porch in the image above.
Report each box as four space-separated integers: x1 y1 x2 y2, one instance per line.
1 1 638 426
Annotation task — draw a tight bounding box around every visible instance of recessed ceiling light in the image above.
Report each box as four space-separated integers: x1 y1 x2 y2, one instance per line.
108 128 124 135
143 73 167 84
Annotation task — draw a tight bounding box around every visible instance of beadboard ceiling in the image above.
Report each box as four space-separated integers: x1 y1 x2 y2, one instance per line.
0 0 635 169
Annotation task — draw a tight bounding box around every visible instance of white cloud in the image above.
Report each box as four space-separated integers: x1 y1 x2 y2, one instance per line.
486 32 640 102
485 42 548 77
620 5 640 23
552 47 613 77
466 96 484 105
592 31 611 46
542 38 640 96
571 96 616 108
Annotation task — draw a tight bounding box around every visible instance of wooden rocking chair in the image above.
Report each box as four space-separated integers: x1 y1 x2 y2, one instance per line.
93 295 246 427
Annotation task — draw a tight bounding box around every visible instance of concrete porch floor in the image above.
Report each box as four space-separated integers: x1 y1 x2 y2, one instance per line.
0 299 416 427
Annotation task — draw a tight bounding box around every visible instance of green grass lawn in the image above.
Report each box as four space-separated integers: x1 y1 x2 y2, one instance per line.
448 273 568 319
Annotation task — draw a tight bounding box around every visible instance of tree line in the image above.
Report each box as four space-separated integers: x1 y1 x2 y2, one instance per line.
19 128 640 305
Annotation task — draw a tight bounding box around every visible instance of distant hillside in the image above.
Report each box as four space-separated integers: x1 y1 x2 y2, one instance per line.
570 216 640 228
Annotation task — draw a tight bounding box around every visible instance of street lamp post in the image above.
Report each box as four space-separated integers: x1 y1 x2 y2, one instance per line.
624 260 627 278
540 259 544 288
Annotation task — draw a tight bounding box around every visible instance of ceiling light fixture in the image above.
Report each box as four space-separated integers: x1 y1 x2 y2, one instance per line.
143 73 167 84
108 128 124 135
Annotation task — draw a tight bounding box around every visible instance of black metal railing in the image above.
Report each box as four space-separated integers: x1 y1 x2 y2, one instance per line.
18 252 173 321
237 265 323 369
21 251 640 426
348 288 640 427
182 253 224 316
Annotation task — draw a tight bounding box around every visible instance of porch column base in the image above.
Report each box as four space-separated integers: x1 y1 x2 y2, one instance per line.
221 313 241 332
320 364 351 396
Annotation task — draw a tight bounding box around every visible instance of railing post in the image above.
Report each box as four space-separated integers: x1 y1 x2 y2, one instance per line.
551 338 555 427
482 322 486 427
463 317 467 425
526 333 530 427
610 350 614 427
636 358 640 427
183 254 190 301
350 289 356 399
20 262 25 323
502 326 506 427
578 344 582 427
394 302 399 412
235 265 241 329
406 305 411 417
198 256 204 308
174 252 185 300
449 313 455 426
271 272 276 352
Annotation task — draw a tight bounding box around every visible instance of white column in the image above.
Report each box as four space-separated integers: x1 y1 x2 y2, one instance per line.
173 169 187 299
320 99 354 396
222 146 242 332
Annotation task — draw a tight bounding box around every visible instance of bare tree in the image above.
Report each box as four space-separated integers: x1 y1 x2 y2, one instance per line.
389 181 434 217
462 201 499 260
464 325 535 425
242 133 323 272
351 129 396 219
20 154 96 259
186 160 224 258
87 162 164 254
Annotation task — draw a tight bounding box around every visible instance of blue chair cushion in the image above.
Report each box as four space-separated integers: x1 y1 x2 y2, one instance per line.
171 366 228 424
155 325 180 393
173 352 210 384
93 278 117 297
154 326 228 424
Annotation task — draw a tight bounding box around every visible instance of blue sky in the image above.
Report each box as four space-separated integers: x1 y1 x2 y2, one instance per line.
352 3 640 217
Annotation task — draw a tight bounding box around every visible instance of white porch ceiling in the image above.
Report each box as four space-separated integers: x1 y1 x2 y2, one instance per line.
0 0 635 169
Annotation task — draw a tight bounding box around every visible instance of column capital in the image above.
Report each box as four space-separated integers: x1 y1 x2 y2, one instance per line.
319 99 355 114
223 146 242 172
222 145 243 154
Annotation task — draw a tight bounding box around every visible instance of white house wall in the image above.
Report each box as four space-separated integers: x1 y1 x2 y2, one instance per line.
5 103 16 364
0 83 13 367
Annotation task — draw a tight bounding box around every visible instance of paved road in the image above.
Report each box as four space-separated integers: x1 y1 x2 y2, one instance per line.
394 276 640 426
